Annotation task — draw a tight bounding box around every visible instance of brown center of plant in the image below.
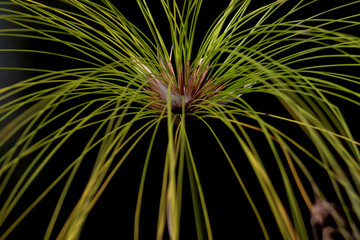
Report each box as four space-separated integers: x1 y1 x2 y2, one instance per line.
134 54 226 114
134 49 256 115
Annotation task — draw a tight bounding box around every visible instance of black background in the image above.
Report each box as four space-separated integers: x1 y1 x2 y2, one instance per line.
1 0 360 239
